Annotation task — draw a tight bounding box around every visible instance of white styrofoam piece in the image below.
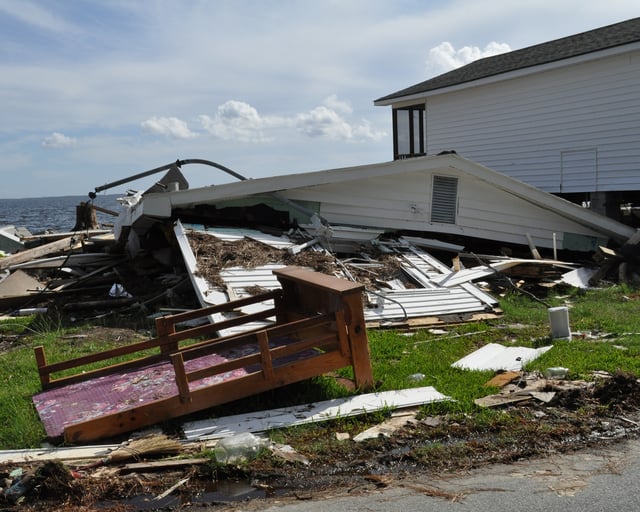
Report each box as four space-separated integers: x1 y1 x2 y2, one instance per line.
451 343 553 372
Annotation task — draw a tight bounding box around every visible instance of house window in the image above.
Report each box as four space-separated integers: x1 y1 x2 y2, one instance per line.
393 105 425 159
431 175 458 224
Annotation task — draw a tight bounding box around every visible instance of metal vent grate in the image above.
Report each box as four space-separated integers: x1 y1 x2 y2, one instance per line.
431 175 458 224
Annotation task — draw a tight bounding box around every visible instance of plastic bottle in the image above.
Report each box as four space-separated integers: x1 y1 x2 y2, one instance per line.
214 432 267 464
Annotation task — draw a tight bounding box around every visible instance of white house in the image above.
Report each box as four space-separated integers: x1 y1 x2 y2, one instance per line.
374 17 640 221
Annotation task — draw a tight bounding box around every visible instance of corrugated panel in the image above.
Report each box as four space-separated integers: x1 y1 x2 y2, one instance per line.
365 288 487 322
176 220 498 328
219 265 285 295
182 386 451 441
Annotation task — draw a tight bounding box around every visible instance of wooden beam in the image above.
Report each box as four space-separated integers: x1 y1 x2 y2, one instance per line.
0 237 80 271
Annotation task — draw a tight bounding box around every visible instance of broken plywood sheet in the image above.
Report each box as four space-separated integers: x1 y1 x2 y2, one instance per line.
452 343 553 372
0 269 45 298
0 236 82 272
182 386 451 441
8 253 119 271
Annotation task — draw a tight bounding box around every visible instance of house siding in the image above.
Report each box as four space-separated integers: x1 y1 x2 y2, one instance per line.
425 50 640 194
282 168 609 249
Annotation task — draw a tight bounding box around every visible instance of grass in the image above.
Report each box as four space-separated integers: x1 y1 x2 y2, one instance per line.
1 283 639 450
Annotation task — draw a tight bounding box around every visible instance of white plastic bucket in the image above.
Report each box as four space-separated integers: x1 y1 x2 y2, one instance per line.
548 306 571 340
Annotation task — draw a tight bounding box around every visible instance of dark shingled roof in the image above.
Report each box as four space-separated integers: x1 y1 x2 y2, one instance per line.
375 17 640 104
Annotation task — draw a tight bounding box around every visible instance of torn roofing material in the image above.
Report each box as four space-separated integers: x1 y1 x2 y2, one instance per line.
174 221 500 330
182 386 451 441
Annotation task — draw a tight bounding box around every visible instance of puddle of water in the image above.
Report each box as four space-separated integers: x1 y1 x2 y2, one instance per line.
98 493 181 510
192 479 268 505
97 479 268 510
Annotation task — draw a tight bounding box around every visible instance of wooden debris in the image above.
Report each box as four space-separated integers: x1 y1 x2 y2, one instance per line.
353 409 418 442
484 371 522 388
0 236 81 271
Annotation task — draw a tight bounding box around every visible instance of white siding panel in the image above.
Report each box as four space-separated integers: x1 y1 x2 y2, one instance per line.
426 51 640 193
285 169 608 249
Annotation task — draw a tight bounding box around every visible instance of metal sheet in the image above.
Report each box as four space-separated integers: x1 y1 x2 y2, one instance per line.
182 386 451 441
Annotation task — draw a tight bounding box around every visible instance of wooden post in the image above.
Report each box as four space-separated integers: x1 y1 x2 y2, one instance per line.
72 202 99 231
156 315 178 355
257 330 274 381
34 346 50 389
171 353 191 403
341 291 374 391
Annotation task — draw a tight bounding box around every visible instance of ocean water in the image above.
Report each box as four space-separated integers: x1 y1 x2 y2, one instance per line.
0 194 122 234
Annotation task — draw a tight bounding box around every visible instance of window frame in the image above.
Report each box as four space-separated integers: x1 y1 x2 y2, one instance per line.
393 104 426 159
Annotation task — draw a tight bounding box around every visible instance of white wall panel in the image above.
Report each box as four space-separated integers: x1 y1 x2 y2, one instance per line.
424 51 640 193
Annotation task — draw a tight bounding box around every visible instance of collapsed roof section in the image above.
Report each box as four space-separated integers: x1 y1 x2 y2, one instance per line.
121 153 636 254
174 221 500 330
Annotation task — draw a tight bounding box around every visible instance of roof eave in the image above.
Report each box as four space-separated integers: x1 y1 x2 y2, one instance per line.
374 42 640 106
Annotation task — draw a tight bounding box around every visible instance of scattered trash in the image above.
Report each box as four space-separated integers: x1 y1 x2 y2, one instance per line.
109 283 132 298
484 370 522 388
268 443 310 465
11 307 48 317
214 433 267 464
407 373 426 382
544 367 569 379
548 306 572 340
81 434 183 470
353 409 419 442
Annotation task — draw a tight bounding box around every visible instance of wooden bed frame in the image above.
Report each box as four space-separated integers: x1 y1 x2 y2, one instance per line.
33 266 374 444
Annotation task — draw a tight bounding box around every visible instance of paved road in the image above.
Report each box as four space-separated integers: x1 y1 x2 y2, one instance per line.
253 438 640 512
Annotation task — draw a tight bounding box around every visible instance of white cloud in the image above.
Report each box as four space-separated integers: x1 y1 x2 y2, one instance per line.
296 106 353 139
427 41 512 75
296 100 386 141
198 100 288 142
41 132 76 148
141 116 198 139
323 94 353 115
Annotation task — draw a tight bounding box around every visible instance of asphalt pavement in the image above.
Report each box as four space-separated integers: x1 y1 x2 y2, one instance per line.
253 438 640 512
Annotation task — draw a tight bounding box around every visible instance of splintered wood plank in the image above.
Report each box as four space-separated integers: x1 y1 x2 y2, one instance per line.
0 237 80 271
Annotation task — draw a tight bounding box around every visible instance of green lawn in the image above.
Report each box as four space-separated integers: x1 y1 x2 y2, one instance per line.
1 284 639 449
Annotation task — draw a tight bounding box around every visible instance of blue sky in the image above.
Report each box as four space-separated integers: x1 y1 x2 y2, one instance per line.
0 0 638 199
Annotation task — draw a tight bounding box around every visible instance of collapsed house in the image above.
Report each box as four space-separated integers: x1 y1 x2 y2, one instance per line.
107 152 635 327
1 152 638 443
2 152 638 325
